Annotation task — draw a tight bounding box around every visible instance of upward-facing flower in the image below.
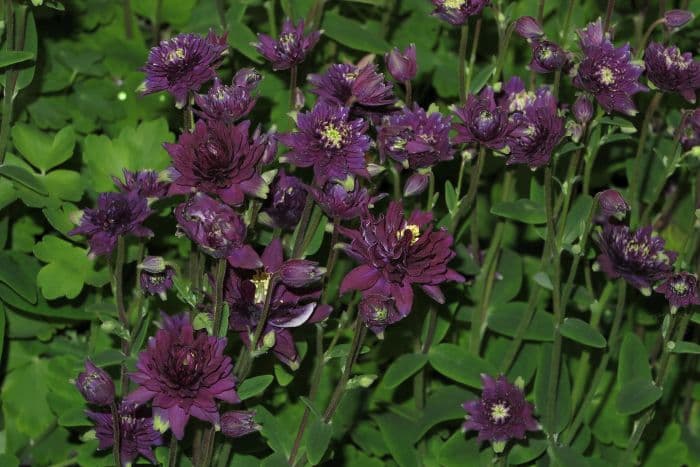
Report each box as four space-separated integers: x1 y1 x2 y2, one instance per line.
279 102 370 184
261 170 307 230
339 201 464 319
113 169 169 199
70 191 152 257
644 42 700 103
453 87 512 150
125 314 240 440
595 224 677 294
431 0 490 26
306 180 385 221
76 360 115 406
385 44 418 82
141 31 228 107
194 68 262 123
255 18 321 70
573 19 647 115
655 272 700 311
165 119 268 206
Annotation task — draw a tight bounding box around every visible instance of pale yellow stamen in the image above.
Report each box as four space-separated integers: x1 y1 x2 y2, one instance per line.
490 402 510 423
397 224 421 244
251 271 272 304
599 67 615 85
167 48 186 63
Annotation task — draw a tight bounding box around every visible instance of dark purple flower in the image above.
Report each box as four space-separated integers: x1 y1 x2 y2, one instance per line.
227 239 331 369
175 193 261 269
113 169 169 199
403 172 431 197
70 191 152 257
514 16 544 40
572 95 594 124
139 256 175 298
573 19 647 115
305 179 385 221
141 31 228 107
165 120 269 206
125 314 239 440
644 42 700 103
87 403 162 466
453 87 512 150
221 410 260 438
596 188 629 223
431 0 490 26
278 102 370 184
339 201 465 317
655 272 700 310
462 374 539 446
664 10 695 29
385 44 418 82
255 18 321 71
194 69 261 123
681 109 700 151
378 104 453 169
261 170 307 230
529 40 570 74
595 224 677 294
76 360 115 406
358 293 405 336
506 88 565 169
498 76 531 114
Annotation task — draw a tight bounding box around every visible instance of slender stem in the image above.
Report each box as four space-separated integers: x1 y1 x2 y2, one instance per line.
629 93 662 228
404 80 412 107
603 0 615 33
215 0 228 31
200 427 216 467
0 1 25 165
250 275 279 353
456 156 468 198
426 171 435 210
449 146 486 233
320 217 341 302
537 0 545 24
465 19 482 94
151 0 163 46
211 258 227 335
110 402 122 467
123 0 133 39
183 97 194 132
500 288 542 373
493 22 516 83
458 24 469 104
560 0 576 44
636 19 665 58
289 65 298 110
559 195 598 309
390 166 401 200
413 306 438 415
113 237 130 394
216 443 232 467
168 435 179 467
292 193 314 258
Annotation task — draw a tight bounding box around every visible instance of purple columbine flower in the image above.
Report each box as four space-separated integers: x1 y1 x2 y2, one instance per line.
572 95 594 124
261 170 307 230
431 0 490 26
125 314 240 440
175 193 262 269
358 294 404 337
87 403 162 466
113 169 169 199
221 410 261 438
655 272 700 311
227 239 331 369
139 256 175 299
338 201 465 317
664 10 695 29
644 42 700 103
514 16 544 40
378 104 453 170
681 109 700 151
385 44 418 82
506 88 565 169
595 224 677 294
498 76 532 114
278 102 370 184
255 18 321 71
165 119 269 206
529 40 570 74
194 69 262 123
70 191 153 257
76 360 115 406
305 180 385 221
462 374 539 449
596 188 630 223
453 87 512 150
141 31 228 108
573 19 647 115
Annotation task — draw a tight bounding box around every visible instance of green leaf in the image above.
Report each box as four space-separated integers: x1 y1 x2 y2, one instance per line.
2 356 54 438
428 343 497 388
382 353 429 389
58 407 91 427
444 180 458 215
469 63 496 93
304 214 328 257
487 302 554 341
615 379 662 415
617 332 652 385
41 170 83 201
373 413 419 467
671 341 700 354
491 248 523 305
491 199 546 224
534 344 572 434
0 51 35 68
0 164 47 195
238 375 274 400
11 124 75 172
0 251 37 304
0 303 5 363
562 194 594 246
306 418 333 465
33 235 95 300
227 20 263 64
11 11 38 94
560 318 606 348
322 10 391 53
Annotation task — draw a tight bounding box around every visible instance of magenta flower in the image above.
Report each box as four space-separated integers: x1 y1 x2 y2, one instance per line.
221 410 260 438
385 44 418 82
644 42 700 103
141 31 228 107
126 314 239 440
113 169 169 199
306 180 385 221
338 201 464 317
255 18 321 70
165 119 269 206
655 272 700 310
194 69 261 123
261 170 307 230
76 360 115 406
431 0 490 26
453 87 512 150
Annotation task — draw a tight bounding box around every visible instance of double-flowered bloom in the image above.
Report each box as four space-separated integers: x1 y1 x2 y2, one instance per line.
655 272 700 311
255 18 321 70
385 44 418 82
306 179 385 221
431 0 490 26
195 68 262 123
261 170 307 230
453 87 512 150
644 42 700 103
139 256 176 298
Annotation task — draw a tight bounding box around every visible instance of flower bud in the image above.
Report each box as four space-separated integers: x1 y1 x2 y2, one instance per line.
279 260 326 288
76 360 115 406
232 67 262 90
572 95 594 124
663 10 694 29
221 410 260 438
138 255 167 274
403 172 430 197
385 44 418 82
514 16 544 40
596 189 630 222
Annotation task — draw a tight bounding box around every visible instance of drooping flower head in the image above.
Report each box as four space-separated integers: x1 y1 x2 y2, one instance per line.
76 360 115 406
595 224 677 294
261 170 307 230
431 0 490 26
573 19 647 115
194 69 262 123
681 109 700 151
125 314 239 440
165 119 269 206
87 403 162 466
113 169 169 199
529 40 571 74
655 272 700 311
385 44 418 82
359 294 404 337
175 193 261 269
139 256 176 299
227 239 330 368
663 10 695 30
462 374 539 447
306 179 385 221
644 42 700 103
514 16 544 41
279 102 370 184
141 31 228 107
339 201 465 318
453 87 512 150
221 410 261 438
70 191 153 257
596 188 630 223
255 18 321 70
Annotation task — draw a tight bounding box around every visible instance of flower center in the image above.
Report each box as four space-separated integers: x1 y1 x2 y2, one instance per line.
251 271 272 305
443 0 465 8
167 48 186 63
624 240 650 256
474 110 498 138
148 273 166 285
343 71 359 83
390 137 407 152
213 87 228 101
280 33 296 52
489 400 511 425
397 224 421 244
664 49 690 70
539 47 553 60
598 66 615 85
320 122 347 149
671 280 689 295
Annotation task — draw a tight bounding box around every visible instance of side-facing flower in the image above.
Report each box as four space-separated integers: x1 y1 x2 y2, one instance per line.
113 169 169 199
175 193 261 269
278 102 370 184
453 87 512 150
306 179 385 221
596 188 630 223
529 40 570 74
514 16 544 40
385 44 418 82
125 314 239 440
655 272 700 311
139 256 176 299
431 0 490 26
255 18 321 70
141 31 228 107
681 108 700 151
221 410 261 438
359 294 404 337
261 170 307 230
194 69 261 123
70 191 152 257
76 360 115 406
644 42 700 103
462 374 539 449
664 10 695 30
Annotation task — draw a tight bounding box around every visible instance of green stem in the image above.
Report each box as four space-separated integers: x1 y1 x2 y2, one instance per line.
292 193 314 258
629 93 662 228
603 0 615 33
0 2 26 165
500 288 542 373
211 258 227 335
449 146 486 233
560 0 576 44
113 237 130 394
215 0 227 31
426 171 435 210
151 0 163 46
168 435 179 467
465 19 482 94
635 19 665 59
404 80 412 107
458 24 469 104
289 65 298 110
110 402 123 467
390 166 401 200
413 306 438 415
537 0 545 24
123 0 133 39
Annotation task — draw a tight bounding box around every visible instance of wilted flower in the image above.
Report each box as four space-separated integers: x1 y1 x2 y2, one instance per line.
596 188 629 223
165 119 269 206
431 0 490 26
126 314 239 440
359 293 404 336
385 44 418 82
175 193 261 269
681 109 700 151
572 95 594 124
70 191 152 257
573 19 647 115
139 258 175 298
113 169 169 199
644 42 700 103
255 18 321 70
514 16 544 40
278 102 370 184
462 374 539 448
306 180 385 221
87 403 162 466
221 410 260 438
141 31 228 107
453 87 512 150
655 272 700 310
339 201 464 316
595 224 677 293
261 171 307 230
529 40 570 73
194 69 261 123
663 10 695 29
76 360 115 406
